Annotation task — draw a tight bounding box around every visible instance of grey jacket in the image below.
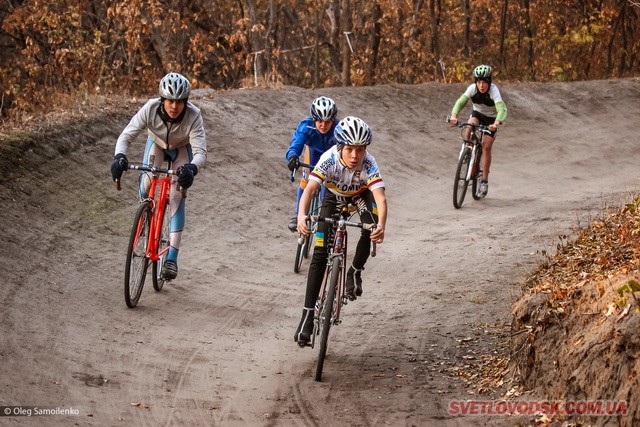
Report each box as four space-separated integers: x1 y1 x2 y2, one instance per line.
115 98 207 168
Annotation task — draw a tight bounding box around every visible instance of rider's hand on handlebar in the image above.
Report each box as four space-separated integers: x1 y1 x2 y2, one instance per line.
177 163 198 189
370 223 384 244
448 115 459 126
297 213 311 236
111 153 129 182
287 155 300 172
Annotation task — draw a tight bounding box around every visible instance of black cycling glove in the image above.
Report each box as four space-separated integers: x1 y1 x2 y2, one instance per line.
177 163 198 189
287 155 299 172
111 153 128 181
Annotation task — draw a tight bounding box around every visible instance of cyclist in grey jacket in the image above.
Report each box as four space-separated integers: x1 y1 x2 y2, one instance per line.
449 64 507 197
111 72 207 280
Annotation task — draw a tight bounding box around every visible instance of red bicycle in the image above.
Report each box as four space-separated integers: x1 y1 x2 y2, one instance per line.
116 163 184 308
307 204 376 381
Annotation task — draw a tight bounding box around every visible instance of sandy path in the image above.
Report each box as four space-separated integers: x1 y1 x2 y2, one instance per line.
1 78 639 426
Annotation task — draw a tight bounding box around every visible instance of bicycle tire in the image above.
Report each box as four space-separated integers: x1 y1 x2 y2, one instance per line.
305 192 320 259
471 149 483 200
302 227 313 259
152 202 171 291
453 146 472 209
293 190 320 272
315 256 341 382
124 201 152 308
294 234 308 273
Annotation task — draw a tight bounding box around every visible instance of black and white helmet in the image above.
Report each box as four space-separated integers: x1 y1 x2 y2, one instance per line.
473 64 492 83
310 96 337 121
159 73 191 100
334 116 372 146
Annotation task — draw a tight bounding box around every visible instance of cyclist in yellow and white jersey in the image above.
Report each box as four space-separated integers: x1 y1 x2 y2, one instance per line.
293 116 387 346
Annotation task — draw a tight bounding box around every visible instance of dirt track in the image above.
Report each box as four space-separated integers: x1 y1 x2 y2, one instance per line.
1 78 639 426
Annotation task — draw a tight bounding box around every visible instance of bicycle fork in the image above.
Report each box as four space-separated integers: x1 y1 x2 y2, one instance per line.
459 142 479 181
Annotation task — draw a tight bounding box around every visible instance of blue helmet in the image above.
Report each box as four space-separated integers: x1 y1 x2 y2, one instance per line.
334 116 372 146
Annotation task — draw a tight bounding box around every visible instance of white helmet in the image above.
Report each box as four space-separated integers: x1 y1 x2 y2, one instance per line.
159 73 191 100
310 96 337 121
334 116 372 146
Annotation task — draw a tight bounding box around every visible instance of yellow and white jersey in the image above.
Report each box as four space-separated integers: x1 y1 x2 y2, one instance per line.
309 145 385 197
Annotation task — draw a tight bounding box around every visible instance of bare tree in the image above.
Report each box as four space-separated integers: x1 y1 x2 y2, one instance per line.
463 0 470 58
429 0 442 80
340 0 351 86
499 0 508 68
364 2 382 85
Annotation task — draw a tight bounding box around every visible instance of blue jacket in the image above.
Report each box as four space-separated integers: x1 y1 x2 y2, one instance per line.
285 117 338 166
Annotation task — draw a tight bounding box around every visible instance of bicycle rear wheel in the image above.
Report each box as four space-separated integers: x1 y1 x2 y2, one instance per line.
453 146 471 209
471 149 483 200
315 256 341 382
124 201 152 308
152 202 171 291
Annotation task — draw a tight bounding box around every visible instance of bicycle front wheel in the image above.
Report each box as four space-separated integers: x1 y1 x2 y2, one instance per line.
315 256 341 382
294 234 309 274
453 146 472 209
152 202 171 291
124 201 152 308
471 149 483 200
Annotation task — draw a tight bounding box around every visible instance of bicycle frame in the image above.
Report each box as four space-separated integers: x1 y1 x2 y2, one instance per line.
310 206 368 348
136 170 172 263
457 128 484 181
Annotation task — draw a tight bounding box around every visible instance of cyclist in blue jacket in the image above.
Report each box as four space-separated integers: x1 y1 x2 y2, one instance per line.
285 96 339 231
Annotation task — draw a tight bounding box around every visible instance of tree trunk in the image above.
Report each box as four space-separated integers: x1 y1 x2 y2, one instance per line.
463 0 470 58
340 0 351 86
243 0 265 85
365 3 382 85
263 0 276 84
499 0 508 69
327 0 342 81
430 0 442 80
314 9 320 87
522 0 534 80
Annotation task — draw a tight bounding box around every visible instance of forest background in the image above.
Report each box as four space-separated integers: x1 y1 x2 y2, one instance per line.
0 0 639 122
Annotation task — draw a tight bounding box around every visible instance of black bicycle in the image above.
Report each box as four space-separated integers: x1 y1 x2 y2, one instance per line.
289 161 322 273
450 121 491 209
306 204 376 381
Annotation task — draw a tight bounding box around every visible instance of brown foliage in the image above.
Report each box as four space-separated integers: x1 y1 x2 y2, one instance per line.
1 0 639 121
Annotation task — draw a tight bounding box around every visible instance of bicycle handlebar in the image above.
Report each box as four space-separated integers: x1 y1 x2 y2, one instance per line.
288 161 314 182
115 163 186 198
308 215 376 231
446 116 492 134
306 214 378 256
454 122 491 133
